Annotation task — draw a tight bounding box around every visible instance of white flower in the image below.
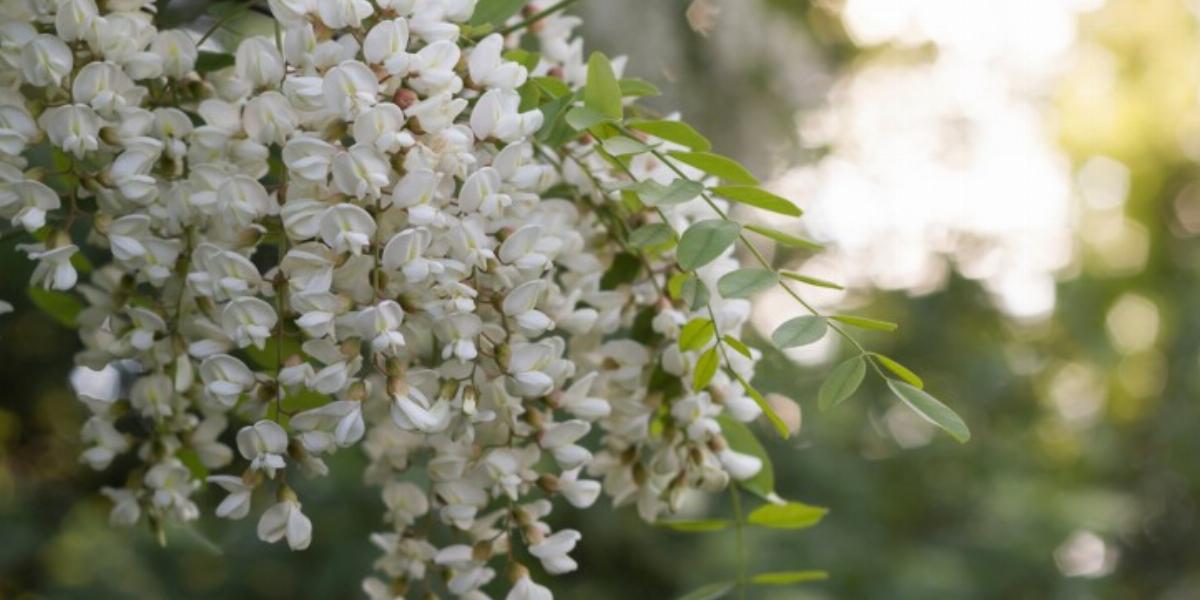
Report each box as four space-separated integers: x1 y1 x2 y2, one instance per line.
199 354 255 408
391 380 451 433
356 300 406 355
217 175 273 229
145 459 200 522
382 227 441 282
539 420 591 470
258 498 313 550
0 181 61 232
317 0 374 29
557 468 601 508
208 475 253 519
291 400 366 452
21 34 72 87
470 89 543 142
56 0 99 42
507 576 553 600
72 62 140 117
237 420 289 477
354 104 413 154
151 30 198 78
469 34 528 90
319 203 377 256
381 481 428 527
243 92 298 145
39 104 101 158
283 137 338 182
322 60 379 120
100 486 141 526
363 18 412 74
409 40 461 95
236 37 285 88
718 447 763 481
331 144 391 199
221 297 278 349
19 243 78 291
528 529 581 575
406 91 467 133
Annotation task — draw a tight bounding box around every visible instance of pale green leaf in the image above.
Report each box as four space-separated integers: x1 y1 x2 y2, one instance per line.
818 356 866 411
781 271 844 290
717 268 777 299
717 416 775 499
27 287 83 328
619 78 661 97
711 185 800 217
747 502 828 530
679 318 715 352
676 582 734 600
657 519 733 533
888 380 971 443
628 223 675 249
634 179 704 207
832 314 898 332
734 373 790 439
667 151 757 185
751 571 829 586
871 353 924 389
771 316 827 349
602 135 652 156
677 219 740 270
722 335 752 358
564 106 611 131
681 275 710 310
693 347 719 391
745 224 823 251
468 0 527 26
584 52 623 120
628 119 711 151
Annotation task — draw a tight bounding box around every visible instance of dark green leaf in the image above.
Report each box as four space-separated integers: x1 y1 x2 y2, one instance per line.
677 219 740 270
747 502 828 530
628 119 711 151
771 316 827 349
27 287 83 328
888 380 971 443
584 52 623 121
676 582 734 600
818 356 866 411
693 347 719 390
717 268 777 299
711 185 800 217
667 151 757 185
194 51 234 73
871 353 924 389
469 0 527 26
600 252 641 289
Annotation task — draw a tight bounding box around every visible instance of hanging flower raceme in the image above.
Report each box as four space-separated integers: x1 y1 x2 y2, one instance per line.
0 0 972 597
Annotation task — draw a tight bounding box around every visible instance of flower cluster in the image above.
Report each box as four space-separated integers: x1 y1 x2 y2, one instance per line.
0 0 774 597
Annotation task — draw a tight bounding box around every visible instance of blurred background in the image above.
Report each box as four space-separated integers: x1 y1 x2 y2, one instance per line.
5 0 1200 597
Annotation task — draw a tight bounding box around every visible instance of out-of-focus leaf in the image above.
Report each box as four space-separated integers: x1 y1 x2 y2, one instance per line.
871 352 924 388
628 223 675 249
693 347 719 390
818 356 866 411
751 571 829 585
634 179 704 207
469 0 527 26
717 268 777 298
679 318 715 352
628 119 711 151
677 219 740 270
27 287 82 328
657 519 733 532
676 582 734 600
747 502 828 530
717 415 775 499
832 314 898 332
668 151 758 185
771 316 827 349
712 185 801 217
584 52 623 120
888 380 970 443
745 225 823 251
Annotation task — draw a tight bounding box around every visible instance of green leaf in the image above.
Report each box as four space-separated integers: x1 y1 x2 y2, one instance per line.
747 502 828 530
469 0 527 26
717 268 777 299
711 185 800 217
677 219 740 270
751 571 829 586
722 335 752 358
564 106 612 131
628 119 711 151
676 582 734 600
888 380 970 443
658 519 732 532
532 76 571 98
194 51 234 73
628 223 676 249
502 48 540 71
781 271 844 290
745 224 823 251
668 272 689 300
679 318 715 352
871 353 924 389
818 357 866 411
27 287 83 328
681 276 710 310
634 179 704 207
602 135 652 156
667 151 757 185
717 415 775 499
619 78 661 97
537 93 578 146
584 52 623 121
832 314 898 332
600 252 641 289
771 316 827 349
734 373 790 438
243 335 302 370
693 347 719 390
176 448 209 481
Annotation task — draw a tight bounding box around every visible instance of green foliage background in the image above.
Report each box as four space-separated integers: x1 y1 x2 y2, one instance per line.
4 0 1200 598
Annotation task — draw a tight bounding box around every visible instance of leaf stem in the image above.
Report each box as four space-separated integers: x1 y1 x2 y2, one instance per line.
196 0 256 47
498 0 581 36
730 484 748 600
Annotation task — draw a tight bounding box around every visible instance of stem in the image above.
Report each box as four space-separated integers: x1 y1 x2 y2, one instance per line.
498 0 582 36
730 484 747 600
196 0 256 47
